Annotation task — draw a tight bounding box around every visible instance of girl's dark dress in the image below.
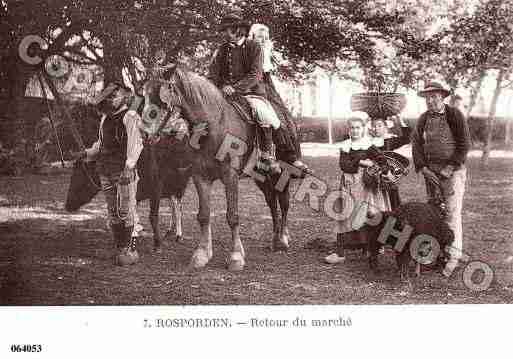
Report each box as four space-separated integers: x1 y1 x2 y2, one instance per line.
335 126 411 234
371 126 411 209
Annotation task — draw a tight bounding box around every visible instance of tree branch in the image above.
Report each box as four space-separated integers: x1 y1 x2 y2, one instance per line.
61 53 96 66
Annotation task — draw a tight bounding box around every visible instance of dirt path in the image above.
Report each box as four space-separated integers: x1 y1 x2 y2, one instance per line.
1 157 513 305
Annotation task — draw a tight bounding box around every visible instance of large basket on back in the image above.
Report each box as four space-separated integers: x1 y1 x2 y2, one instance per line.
350 92 407 118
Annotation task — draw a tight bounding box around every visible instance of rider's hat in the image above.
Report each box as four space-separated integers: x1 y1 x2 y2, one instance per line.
218 13 250 32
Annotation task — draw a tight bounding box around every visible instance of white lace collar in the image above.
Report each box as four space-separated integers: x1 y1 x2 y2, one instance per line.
338 136 379 153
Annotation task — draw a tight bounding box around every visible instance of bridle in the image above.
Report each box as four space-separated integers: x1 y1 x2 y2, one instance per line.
144 77 185 140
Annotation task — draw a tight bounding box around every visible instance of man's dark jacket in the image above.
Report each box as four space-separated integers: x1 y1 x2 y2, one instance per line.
208 39 265 96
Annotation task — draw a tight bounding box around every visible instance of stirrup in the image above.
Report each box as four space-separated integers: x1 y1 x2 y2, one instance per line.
257 153 281 175
290 160 313 177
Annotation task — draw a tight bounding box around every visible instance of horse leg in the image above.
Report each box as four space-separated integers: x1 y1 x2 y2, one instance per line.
170 195 184 243
276 183 291 251
259 183 281 251
223 169 245 271
190 175 213 268
149 181 162 253
164 196 175 240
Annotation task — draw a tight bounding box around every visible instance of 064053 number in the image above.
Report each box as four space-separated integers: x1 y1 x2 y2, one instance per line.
10 344 42 353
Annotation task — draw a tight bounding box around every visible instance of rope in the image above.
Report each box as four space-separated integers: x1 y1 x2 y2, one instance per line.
37 73 66 168
40 71 86 150
39 72 104 191
116 169 135 221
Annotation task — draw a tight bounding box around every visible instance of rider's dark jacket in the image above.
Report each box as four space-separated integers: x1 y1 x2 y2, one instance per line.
208 38 265 96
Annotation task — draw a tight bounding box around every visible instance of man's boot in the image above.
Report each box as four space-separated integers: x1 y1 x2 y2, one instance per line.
324 233 346 264
111 223 125 251
116 225 140 266
272 126 312 176
258 127 281 175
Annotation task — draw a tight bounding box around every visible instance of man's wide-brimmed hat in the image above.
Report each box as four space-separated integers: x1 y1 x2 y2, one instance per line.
91 82 131 108
418 82 451 98
218 13 250 31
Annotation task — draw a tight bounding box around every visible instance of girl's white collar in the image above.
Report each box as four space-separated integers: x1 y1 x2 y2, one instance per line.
338 136 382 152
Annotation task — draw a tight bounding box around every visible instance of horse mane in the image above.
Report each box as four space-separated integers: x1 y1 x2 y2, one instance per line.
173 67 227 121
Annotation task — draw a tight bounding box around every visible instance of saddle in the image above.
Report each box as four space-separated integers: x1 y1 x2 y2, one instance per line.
228 94 258 125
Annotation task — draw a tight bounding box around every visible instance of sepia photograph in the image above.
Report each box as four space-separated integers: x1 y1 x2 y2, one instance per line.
1 0 513 356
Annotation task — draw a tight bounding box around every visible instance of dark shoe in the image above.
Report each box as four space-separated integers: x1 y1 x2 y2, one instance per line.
111 223 126 249
116 247 140 266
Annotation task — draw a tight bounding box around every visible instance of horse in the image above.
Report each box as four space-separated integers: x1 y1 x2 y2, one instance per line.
142 66 298 271
136 135 193 248
64 141 192 249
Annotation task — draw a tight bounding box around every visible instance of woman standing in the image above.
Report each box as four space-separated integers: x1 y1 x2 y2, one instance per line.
325 114 392 264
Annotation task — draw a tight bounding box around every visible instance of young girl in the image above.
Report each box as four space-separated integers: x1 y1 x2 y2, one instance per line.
325 114 392 264
368 115 411 209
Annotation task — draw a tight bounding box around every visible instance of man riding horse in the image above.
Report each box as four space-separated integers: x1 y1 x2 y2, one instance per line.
208 13 311 175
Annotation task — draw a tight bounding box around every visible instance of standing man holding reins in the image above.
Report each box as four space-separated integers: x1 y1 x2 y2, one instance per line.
74 83 144 266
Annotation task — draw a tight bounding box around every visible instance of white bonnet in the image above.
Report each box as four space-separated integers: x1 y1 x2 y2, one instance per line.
248 23 270 39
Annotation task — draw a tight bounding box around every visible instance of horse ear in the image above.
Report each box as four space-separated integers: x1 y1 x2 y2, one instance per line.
162 63 177 81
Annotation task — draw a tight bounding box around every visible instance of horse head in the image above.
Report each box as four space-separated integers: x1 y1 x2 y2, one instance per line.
141 65 182 144
142 66 228 145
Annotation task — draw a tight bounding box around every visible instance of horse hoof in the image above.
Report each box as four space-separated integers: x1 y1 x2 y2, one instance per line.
273 237 290 252
227 252 245 271
272 243 289 252
190 249 211 269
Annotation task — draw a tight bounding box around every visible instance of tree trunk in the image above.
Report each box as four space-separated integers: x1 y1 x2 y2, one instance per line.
505 93 513 145
11 60 35 175
309 76 317 117
328 74 334 144
481 69 505 167
101 30 127 87
467 69 486 118
297 85 303 117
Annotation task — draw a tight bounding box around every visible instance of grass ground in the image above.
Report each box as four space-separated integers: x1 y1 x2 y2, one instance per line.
1 156 513 305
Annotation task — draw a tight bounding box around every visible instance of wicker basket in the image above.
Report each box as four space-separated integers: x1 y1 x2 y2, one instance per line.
350 92 407 118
